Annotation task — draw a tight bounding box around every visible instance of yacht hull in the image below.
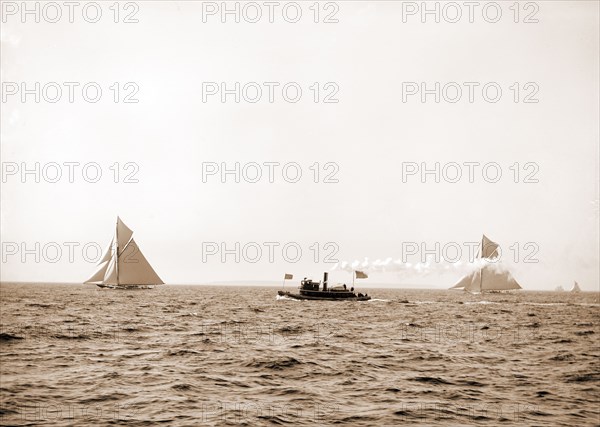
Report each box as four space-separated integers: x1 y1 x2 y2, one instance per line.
96 284 156 290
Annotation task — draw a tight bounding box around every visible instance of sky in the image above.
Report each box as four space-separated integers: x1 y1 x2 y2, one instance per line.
1 1 598 290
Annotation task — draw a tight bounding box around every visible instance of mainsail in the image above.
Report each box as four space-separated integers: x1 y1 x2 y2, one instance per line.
570 281 581 293
450 234 522 293
84 217 164 287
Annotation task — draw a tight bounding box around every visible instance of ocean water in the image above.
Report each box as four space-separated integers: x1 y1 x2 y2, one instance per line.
0 283 598 426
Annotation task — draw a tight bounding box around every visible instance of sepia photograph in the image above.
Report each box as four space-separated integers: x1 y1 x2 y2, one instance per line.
1 1 599 425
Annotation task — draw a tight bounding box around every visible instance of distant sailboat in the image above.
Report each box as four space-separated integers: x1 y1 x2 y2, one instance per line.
84 217 164 289
450 234 522 294
570 281 581 293
554 285 565 292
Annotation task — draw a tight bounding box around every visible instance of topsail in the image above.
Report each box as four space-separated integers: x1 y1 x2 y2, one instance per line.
481 234 500 259
84 217 164 288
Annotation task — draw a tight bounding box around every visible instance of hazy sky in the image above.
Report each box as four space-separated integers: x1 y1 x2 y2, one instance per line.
1 1 598 290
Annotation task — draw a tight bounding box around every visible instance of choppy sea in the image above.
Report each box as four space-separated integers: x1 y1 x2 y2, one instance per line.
1 283 598 426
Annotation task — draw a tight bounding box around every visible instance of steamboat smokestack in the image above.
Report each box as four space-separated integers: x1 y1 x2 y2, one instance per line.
323 272 328 291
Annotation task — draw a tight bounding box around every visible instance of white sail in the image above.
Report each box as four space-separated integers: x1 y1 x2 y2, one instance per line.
481 234 500 259
117 238 164 285
464 265 522 292
99 237 114 264
103 256 119 284
450 273 473 290
570 281 581 292
85 217 164 287
450 234 522 292
84 260 110 284
116 217 133 254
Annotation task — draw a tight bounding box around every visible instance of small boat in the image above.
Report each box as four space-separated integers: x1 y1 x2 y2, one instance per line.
277 272 371 301
84 217 164 290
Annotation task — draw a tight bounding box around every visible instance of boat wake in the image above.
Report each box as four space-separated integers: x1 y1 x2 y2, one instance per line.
275 294 300 301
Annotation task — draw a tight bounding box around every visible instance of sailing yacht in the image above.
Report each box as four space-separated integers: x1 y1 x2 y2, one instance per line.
84 217 164 289
570 281 581 293
554 285 565 292
449 234 522 294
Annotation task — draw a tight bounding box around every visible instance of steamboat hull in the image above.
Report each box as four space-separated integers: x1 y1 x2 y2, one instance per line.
278 290 371 301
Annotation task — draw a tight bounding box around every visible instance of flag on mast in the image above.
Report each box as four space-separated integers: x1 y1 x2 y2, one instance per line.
284 274 293 280
355 271 368 279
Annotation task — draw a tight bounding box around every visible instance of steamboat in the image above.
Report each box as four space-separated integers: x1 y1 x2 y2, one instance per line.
277 272 371 301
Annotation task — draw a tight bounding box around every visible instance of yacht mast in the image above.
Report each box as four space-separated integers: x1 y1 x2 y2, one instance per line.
115 217 119 284
479 235 483 293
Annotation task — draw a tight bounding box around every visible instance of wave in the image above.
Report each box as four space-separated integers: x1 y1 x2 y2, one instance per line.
565 373 599 383
275 295 300 301
410 376 454 385
244 357 303 370
0 333 24 341
2 283 598 427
